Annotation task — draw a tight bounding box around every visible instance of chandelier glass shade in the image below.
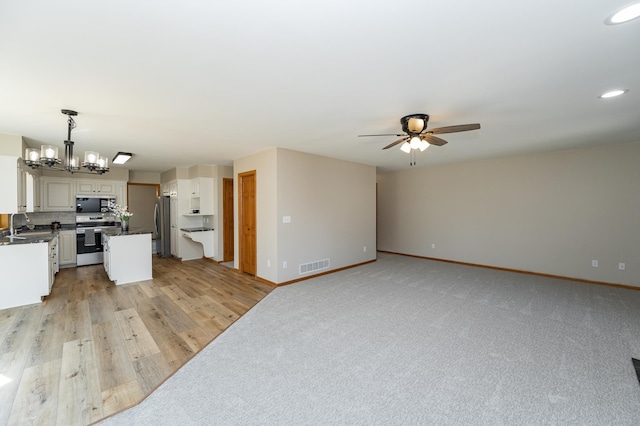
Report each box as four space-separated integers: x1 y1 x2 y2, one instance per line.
23 109 109 175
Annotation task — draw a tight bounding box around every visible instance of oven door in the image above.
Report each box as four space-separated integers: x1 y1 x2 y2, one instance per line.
76 229 104 266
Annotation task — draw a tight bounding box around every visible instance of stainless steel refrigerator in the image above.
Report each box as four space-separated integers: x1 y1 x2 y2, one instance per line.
154 196 171 257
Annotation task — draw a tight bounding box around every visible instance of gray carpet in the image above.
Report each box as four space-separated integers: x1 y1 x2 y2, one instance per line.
99 253 640 425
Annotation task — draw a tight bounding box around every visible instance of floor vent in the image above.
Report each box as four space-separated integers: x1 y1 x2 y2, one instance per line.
299 258 330 275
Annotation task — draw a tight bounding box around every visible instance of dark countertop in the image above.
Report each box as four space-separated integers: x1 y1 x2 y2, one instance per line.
103 228 153 237
21 224 76 232
0 225 74 246
180 227 214 232
0 234 55 246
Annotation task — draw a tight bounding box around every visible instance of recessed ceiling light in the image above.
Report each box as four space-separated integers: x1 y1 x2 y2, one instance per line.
112 152 133 164
599 89 629 99
605 2 640 24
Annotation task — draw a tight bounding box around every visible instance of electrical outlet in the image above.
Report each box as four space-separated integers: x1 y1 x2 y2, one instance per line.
283 261 287 269
267 260 271 267
592 260 599 268
619 262 626 270
431 243 436 249
363 246 366 252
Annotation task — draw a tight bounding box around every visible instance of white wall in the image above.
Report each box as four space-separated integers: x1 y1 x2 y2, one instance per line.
276 149 376 282
0 134 22 156
234 148 377 284
377 142 640 287
234 149 278 282
129 171 161 184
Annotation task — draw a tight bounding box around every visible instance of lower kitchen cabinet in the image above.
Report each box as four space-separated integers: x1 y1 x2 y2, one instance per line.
103 231 152 285
58 230 77 266
0 240 55 310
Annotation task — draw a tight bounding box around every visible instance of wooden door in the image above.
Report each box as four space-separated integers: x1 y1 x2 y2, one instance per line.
223 178 234 262
238 171 256 275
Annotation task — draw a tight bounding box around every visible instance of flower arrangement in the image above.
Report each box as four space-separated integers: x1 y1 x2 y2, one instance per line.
109 202 133 221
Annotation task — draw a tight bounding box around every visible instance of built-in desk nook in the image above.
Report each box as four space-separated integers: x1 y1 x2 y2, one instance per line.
180 227 215 258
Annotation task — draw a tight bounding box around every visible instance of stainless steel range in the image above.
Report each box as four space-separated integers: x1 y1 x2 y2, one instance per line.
76 214 118 266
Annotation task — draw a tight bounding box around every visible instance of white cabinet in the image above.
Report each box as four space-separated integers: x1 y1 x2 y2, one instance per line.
170 197 179 256
190 179 200 196
21 166 41 212
114 182 127 206
0 241 51 310
103 234 111 277
0 156 40 214
76 180 116 195
26 173 41 212
58 230 77 266
41 177 75 211
163 181 177 197
41 177 127 212
103 232 152 285
161 181 175 197
17 165 27 212
187 177 214 215
0 156 19 213
162 178 211 260
48 236 58 290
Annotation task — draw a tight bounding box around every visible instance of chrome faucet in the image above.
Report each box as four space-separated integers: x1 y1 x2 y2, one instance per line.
9 213 29 239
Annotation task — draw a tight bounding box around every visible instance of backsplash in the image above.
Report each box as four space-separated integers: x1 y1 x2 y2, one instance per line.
12 212 76 227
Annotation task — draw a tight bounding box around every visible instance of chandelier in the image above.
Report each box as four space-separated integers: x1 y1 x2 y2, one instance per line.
24 109 109 175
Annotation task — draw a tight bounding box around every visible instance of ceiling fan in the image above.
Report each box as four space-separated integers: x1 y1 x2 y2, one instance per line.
359 114 480 165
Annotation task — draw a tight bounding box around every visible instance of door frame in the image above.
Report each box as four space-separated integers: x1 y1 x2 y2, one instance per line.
222 178 234 262
238 170 257 276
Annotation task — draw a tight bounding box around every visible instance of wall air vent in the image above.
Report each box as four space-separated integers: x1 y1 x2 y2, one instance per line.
299 258 330 275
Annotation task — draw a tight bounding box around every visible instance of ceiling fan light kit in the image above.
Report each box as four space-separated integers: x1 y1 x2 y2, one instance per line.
359 113 480 166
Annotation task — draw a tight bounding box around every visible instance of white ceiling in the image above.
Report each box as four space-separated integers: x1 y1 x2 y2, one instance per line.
1 0 639 173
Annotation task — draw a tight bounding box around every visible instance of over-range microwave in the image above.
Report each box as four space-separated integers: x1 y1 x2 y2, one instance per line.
76 195 116 213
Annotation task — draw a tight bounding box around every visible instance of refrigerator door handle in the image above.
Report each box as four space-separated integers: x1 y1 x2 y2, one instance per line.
154 203 159 236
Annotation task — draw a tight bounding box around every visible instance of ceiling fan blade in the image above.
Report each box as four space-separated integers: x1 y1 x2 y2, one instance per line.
382 137 409 150
358 133 406 137
423 134 448 146
428 123 481 134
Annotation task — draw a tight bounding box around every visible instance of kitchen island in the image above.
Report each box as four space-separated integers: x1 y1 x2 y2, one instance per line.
102 228 153 285
0 233 58 310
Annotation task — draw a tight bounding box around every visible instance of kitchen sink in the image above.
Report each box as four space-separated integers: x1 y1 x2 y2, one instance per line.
15 231 53 237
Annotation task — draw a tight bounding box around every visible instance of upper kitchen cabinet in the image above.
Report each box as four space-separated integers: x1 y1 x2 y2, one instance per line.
16 162 27 213
75 179 127 205
187 177 214 215
25 173 41 212
164 181 178 198
76 180 116 195
0 155 40 214
41 177 75 211
115 182 127 206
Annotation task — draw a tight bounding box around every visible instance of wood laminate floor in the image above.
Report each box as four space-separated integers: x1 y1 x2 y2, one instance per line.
0 257 273 426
